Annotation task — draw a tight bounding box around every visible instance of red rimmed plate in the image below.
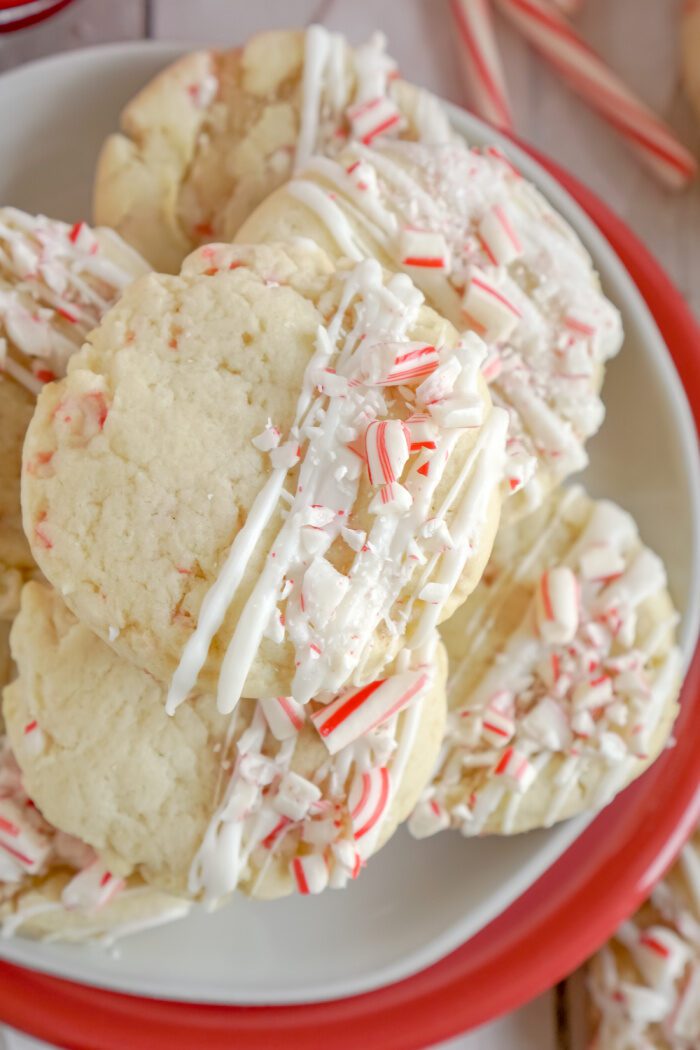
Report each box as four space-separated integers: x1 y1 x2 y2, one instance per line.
0 46 698 1049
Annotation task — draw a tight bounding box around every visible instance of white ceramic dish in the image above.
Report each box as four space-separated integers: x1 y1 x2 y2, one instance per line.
0 42 698 1006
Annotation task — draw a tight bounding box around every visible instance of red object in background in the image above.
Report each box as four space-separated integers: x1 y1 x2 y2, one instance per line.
0 0 75 33
0 152 699 1050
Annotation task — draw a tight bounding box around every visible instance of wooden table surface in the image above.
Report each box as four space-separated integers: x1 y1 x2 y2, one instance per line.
0 1 695 1047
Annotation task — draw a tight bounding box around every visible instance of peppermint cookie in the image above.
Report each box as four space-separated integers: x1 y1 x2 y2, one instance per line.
588 831 700 1048
0 737 190 942
410 485 681 839
238 138 623 517
0 208 149 618
94 26 451 273
4 583 447 901
23 240 505 704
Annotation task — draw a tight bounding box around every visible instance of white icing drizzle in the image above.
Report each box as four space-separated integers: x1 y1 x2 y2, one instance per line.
0 208 147 395
189 640 437 901
168 252 505 715
589 833 700 1048
409 489 681 839
266 134 623 507
293 24 456 235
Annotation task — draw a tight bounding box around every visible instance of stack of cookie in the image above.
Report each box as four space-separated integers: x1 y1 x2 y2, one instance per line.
0 27 683 943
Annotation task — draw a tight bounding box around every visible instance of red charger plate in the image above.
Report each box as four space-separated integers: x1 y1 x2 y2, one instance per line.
0 156 699 1050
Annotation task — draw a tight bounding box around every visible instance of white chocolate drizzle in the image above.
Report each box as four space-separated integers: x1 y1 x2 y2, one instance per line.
167 252 505 715
409 489 681 839
190 641 436 901
256 131 623 509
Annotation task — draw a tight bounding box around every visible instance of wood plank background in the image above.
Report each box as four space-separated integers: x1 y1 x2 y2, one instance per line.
0 1 695 1046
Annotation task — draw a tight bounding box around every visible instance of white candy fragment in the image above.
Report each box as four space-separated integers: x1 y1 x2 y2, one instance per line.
273 772 322 821
492 747 536 792
408 798 450 839
399 226 451 271
462 267 522 342
477 204 522 266
580 544 625 581
535 567 579 645
62 860 125 912
302 557 350 625
260 696 305 741
251 420 281 452
291 853 329 895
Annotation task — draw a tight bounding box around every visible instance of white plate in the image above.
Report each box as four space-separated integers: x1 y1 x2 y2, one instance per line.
0 42 698 1006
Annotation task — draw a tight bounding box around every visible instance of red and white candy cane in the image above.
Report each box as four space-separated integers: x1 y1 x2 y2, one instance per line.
478 205 522 266
349 766 391 841
492 746 537 792
634 926 691 990
291 853 329 895
346 96 403 145
0 798 51 874
364 419 411 487
450 0 514 132
408 797 450 838
462 267 522 341
62 859 125 912
572 672 613 710
405 414 438 451
495 0 697 189
481 701 516 746
369 342 441 387
260 696 305 741
535 566 580 645
399 227 451 271
311 670 431 755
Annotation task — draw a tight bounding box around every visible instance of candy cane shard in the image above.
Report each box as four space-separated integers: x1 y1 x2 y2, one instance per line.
492 746 537 791
450 0 514 132
408 797 450 838
462 267 522 341
260 696 306 741
310 670 431 755
62 860 125 912
633 926 691 991
405 414 438 451
346 96 403 145
291 853 330 895
477 204 522 266
496 0 697 189
349 766 390 839
399 227 451 270
481 702 516 746
0 799 52 874
362 341 441 387
364 419 411 486
535 566 579 644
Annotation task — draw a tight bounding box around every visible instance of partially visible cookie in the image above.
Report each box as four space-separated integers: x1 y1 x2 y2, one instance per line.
410 485 681 839
0 208 149 619
94 26 452 272
0 736 189 942
22 240 504 704
0 378 35 617
588 831 700 1049
5 582 447 901
237 138 623 518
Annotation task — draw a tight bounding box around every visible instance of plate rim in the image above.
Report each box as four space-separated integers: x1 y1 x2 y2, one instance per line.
0 39 699 1047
